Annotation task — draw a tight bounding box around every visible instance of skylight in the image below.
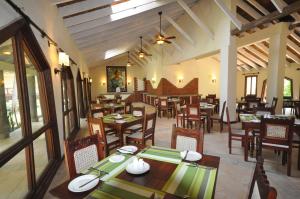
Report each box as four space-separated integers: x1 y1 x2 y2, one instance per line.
104 49 126 60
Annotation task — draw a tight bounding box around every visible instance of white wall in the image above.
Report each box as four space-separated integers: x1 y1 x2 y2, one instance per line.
162 56 220 97
0 0 89 156
89 55 146 99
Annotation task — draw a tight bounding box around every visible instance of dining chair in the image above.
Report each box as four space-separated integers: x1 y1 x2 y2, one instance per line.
124 106 145 134
257 116 295 176
124 101 132 114
87 117 121 157
175 101 184 127
64 134 105 179
226 107 253 154
292 126 300 170
89 108 115 135
171 124 204 153
158 98 172 118
186 104 205 130
294 101 300 118
211 101 226 132
126 112 157 147
248 157 277 199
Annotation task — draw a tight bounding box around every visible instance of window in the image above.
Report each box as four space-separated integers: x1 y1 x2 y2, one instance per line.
283 77 293 98
61 67 78 139
0 20 61 198
245 75 257 96
76 70 85 118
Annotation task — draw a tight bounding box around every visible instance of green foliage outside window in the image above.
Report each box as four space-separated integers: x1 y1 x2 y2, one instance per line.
283 78 292 97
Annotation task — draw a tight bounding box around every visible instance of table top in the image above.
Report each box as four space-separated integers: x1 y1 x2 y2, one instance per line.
239 114 300 126
102 114 142 125
49 146 220 199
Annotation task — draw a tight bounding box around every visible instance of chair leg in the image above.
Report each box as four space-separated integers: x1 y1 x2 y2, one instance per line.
229 136 232 154
176 116 179 127
152 136 155 146
287 151 292 176
298 146 300 170
220 121 223 132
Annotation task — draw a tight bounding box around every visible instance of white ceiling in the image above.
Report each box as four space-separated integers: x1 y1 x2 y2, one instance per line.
52 0 198 67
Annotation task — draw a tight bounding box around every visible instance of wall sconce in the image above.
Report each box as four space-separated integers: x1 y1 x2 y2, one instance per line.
102 81 106 86
178 78 183 83
54 52 70 74
211 77 217 84
89 78 93 83
127 80 131 85
151 78 156 84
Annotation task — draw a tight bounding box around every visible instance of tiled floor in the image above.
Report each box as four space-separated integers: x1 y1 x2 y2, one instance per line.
44 105 300 199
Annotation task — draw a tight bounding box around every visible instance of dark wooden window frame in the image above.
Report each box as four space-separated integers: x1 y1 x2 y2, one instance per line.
244 75 258 96
0 19 61 198
284 77 293 98
61 67 79 140
76 70 85 118
261 77 293 99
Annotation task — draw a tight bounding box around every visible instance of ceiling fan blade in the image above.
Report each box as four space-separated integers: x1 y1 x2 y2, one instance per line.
165 40 172 44
165 36 176 40
145 53 152 56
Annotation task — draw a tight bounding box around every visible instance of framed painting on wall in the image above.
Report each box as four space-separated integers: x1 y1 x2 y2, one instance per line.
106 66 127 92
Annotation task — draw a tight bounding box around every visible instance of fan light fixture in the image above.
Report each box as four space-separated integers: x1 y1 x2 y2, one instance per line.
139 52 145 58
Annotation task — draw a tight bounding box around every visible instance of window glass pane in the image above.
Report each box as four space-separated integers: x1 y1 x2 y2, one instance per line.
283 78 292 97
64 114 70 138
0 149 28 198
34 132 51 180
69 110 75 132
251 77 256 95
67 78 73 109
0 39 23 153
24 50 45 132
246 77 251 95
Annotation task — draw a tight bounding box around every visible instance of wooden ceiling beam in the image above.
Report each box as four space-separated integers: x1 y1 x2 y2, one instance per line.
164 14 194 44
244 45 268 63
214 0 242 30
68 0 176 34
245 0 269 16
177 0 214 39
239 48 267 68
237 53 258 70
232 1 300 35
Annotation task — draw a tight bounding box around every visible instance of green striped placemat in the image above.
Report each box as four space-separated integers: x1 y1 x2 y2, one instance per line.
137 146 182 164
82 154 134 181
162 162 217 199
239 114 258 122
86 178 163 199
103 114 140 124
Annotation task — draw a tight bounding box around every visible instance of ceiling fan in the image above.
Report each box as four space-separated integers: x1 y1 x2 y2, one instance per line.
126 51 132 67
154 11 176 44
138 36 152 58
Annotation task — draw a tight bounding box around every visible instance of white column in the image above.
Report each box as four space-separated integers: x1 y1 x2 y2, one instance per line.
266 23 288 113
220 36 237 121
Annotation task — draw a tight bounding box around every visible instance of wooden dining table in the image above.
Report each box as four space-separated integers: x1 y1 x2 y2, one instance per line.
240 114 300 164
102 113 143 145
49 146 220 199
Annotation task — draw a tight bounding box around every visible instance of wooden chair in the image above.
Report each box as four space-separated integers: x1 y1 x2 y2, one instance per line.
175 101 184 127
124 106 145 134
89 108 115 135
124 101 132 114
171 124 204 153
206 94 216 104
294 101 300 118
248 157 277 199
256 117 295 176
87 117 121 156
64 134 105 179
186 104 205 130
126 112 157 147
158 98 172 118
211 101 226 132
226 107 253 154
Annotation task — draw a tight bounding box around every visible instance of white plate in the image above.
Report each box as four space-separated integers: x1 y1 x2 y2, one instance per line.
114 116 123 119
109 155 125 163
180 150 202 162
126 162 150 175
68 175 99 193
118 145 138 154
250 119 260 123
115 119 126 124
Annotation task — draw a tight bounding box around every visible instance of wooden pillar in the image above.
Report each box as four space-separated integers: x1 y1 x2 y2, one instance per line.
0 70 10 139
266 23 289 113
